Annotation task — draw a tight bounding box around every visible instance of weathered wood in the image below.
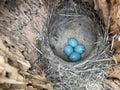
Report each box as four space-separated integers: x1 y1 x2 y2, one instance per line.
0 0 53 89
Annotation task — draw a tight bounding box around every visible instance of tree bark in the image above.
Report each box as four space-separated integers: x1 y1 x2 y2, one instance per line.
0 0 53 89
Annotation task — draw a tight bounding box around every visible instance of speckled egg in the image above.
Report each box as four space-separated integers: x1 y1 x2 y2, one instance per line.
68 38 78 47
64 45 73 56
69 52 81 62
74 44 85 54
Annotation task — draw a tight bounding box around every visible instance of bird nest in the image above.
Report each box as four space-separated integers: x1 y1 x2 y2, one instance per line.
38 0 115 90
0 0 118 90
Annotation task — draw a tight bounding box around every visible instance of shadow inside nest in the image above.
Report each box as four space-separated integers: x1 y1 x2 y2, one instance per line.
37 0 115 90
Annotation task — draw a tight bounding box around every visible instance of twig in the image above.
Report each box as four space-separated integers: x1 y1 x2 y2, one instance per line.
111 34 117 50
60 13 82 17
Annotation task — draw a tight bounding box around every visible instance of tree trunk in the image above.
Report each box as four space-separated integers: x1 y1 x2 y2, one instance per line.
0 0 53 90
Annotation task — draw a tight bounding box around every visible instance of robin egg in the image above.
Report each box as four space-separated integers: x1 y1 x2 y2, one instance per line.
68 38 78 47
69 52 81 62
64 45 73 56
74 44 86 54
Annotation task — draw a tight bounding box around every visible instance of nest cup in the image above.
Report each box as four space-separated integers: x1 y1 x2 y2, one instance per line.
48 1 103 63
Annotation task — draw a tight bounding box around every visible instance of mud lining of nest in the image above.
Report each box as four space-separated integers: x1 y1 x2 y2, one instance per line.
37 0 116 90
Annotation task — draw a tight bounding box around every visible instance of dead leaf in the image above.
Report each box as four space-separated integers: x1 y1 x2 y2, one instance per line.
105 79 120 90
105 65 120 90
107 65 120 79
113 40 120 50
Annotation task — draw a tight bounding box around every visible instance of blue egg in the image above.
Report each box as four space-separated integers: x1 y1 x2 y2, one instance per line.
68 38 78 47
64 45 73 56
69 52 81 62
74 44 86 54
